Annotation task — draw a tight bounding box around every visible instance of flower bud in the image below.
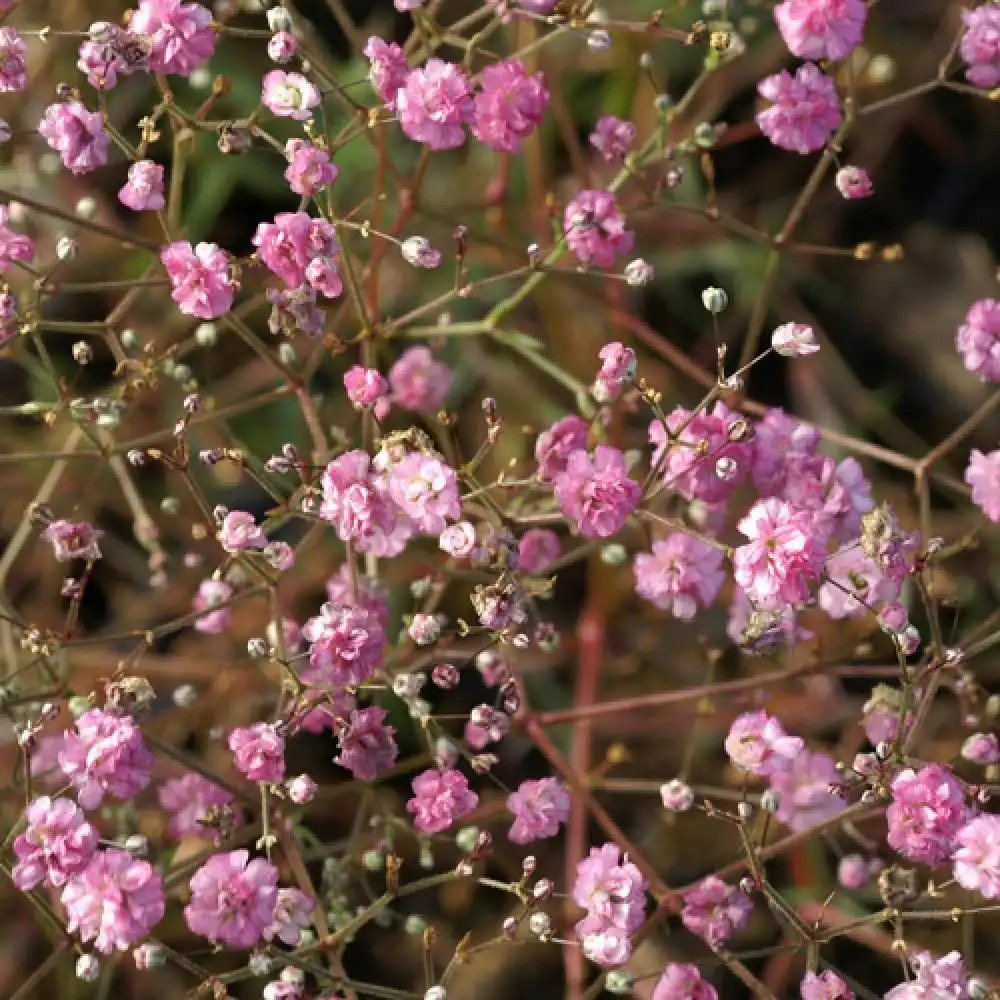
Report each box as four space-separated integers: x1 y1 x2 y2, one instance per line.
76 955 100 982
57 236 78 260
701 286 728 313
660 778 694 812
401 236 442 269
606 971 633 995
287 773 317 804
133 942 166 970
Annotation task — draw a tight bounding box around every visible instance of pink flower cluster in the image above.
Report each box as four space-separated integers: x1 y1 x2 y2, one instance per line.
886 763 971 867
572 844 647 966
406 767 478 833
680 875 753 947
506 777 571 844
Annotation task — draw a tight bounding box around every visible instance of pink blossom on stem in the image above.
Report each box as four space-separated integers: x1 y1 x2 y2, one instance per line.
261 69 321 120
886 763 971 866
228 723 286 784
818 543 899 619
633 533 725 619
835 165 873 199
192 579 233 634
768 749 845 831
961 3 1000 88
680 876 752 947
773 0 867 61
406 767 478 833
884 951 968 1000
38 101 110 174
471 58 548 153
952 814 1000 898
589 115 636 162
364 37 408 111
335 706 398 781
554 445 641 539
386 452 461 534
772 322 819 357
217 510 266 552
12 796 98 890
800 969 854 1000
252 212 339 293
956 299 1000 382
267 31 297 63
652 964 718 1000
389 346 452 412
592 342 637 403
130 0 216 76
564 188 634 268
284 140 338 197
118 160 166 211
301 602 386 687
961 732 1000 765
158 773 244 840
0 28 27 92
506 777 570 843
396 59 473 150
344 365 389 408
41 520 103 561
517 529 560 574
161 241 234 319
535 414 589 481
725 709 803 776
750 408 821 496
756 63 842 154
440 521 478 559
264 888 314 946
965 448 1000 521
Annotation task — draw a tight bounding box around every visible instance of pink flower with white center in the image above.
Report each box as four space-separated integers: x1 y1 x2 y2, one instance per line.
161 241 234 319
62 848 165 954
389 346 452 412
440 521 478 558
961 3 1000 88
0 28 27 92
287 774 317 804
592 341 637 402
652 964 718 1000
228 723 286 784
564 188 634 268
885 951 968 1000
344 365 389 409
363 37 408 111
962 732 1000 765
800 970 854 1000
253 212 339 291
772 322 819 357
264 888 313 946
773 0 866 61
649 402 753 504
966 448 1000 521
535 414 589 481
680 876 752 947
756 63 842 154
58 709 154 810
956 298 1000 382
158 773 244 840
572 843 647 938
952 814 1000 898
41 519 103 561
268 31 297 63
887 763 971 866
835 165 873 199
320 449 407 552
184 850 278 949
471 58 548 153
284 139 338 197
750 408 821 496
301 602 386 688
725 709 803 776
0 205 32 271
517 528 560 574
555 445 641 539
769 749 845 832
12 796 98 890
192 578 233 634
818 543 899 619
633 533 725 619
733 498 825 608
387 452 461 534
589 115 636 162
38 101 110 174
406 767 478 833
118 160 166 212
507 777 570 844
130 0 215 76
218 510 266 552
397 59 473 150
261 69 320 120
336 706 398 781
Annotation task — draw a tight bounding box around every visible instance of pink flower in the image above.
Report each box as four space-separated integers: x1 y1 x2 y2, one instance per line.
733 498 825 609
364 37 408 111
264 888 314 946
268 31 297 63
218 510 266 552
320 450 409 553
184 850 278 949
861 684 911 746
326 566 390 625
633 533 725 619
389 346 452 412
0 28 27 91
396 59 473 150
386 452 461 534
261 69 321 120
725 709 803 776
161 241 234 319
773 0 866 61
966 448 1000 522
440 521 478 558
471 58 548 153
837 853 882 889
228 723 286 784
192 578 233 634
592 342 637 403
344 365 389 408
961 732 1000 765
835 165 873 199
58 709 154 810
956 298 1000 382
572 843 647 959
284 139 338 197
961 3 1000 88
818 544 899 619
130 0 215 75
555 445 640 539
535 414 589 481
118 160 166 211
76 26 146 91
750 408 821 495
406 767 478 833
885 951 968 1000
287 774 317 804
336 706 398 781
62 848 165 953
652 964 718 1000
12 796 98 890
158 773 244 840
301 602 386 687
507 777 570 843
887 763 971 866
41 519 103 561
589 115 636 162
952 814 1000 898
564 188 634 268
252 212 339 294
800 970 854 1000
518 529 561 574
756 63 842 154
772 322 819 357
680 876 752 947
769 750 845 831
38 101 110 174
0 205 33 271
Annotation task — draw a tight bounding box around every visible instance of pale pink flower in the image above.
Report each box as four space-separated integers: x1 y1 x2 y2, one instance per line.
837 853 882 889
12 796 98 890
130 0 215 76
396 59 473 150
887 763 971 866
835 165 873 199
284 139 338 197
572 843 647 965
287 774 317 804
363 37 408 111
62 848 165 953
653 964 718 1000
680 876 752 947
228 723 286 784
750 408 821 496
769 750 845 831
956 298 1000 382
471 58 548 153
517 529 560 574
252 212 339 293
0 28 27 92
158 773 244 840
118 160 166 211
535 414 589 480
264 888 313 946
262 69 321 120
0 204 33 271
756 63 841 154
192 578 233 634
633 533 725 619
818 544 899 619
800 969 854 1000
389 346 452 412
966 448 1000 522
41 519 103 561
344 365 389 409
961 3 1000 88
268 31 297 63
386 452 461 534
161 241 234 319
301 602 386 688
725 709 803 776
884 951 968 1000
217 510 266 552
564 188 634 268
773 0 866 61
592 342 637 402
336 706 398 781
406 767 478 833
953 814 1000 898
440 521 478 559
961 732 1000 765
772 322 819 357
554 445 640 539
507 777 570 843
38 101 110 174
184 849 278 949
589 115 636 162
